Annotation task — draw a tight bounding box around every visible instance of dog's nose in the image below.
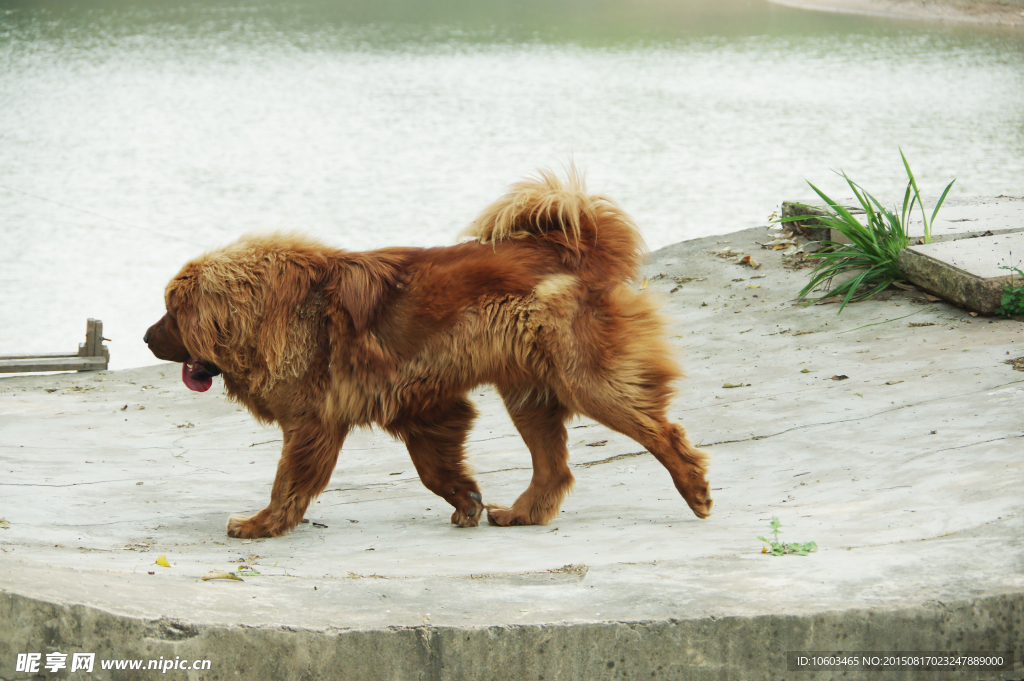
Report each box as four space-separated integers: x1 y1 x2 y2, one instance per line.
143 332 150 344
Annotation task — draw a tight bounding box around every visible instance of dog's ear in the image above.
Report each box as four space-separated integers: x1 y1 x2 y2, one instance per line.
333 255 403 333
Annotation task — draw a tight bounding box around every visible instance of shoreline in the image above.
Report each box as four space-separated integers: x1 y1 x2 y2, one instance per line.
767 0 1024 27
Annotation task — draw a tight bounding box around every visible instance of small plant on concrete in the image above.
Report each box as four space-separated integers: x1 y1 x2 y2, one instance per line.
758 516 817 556
996 265 1024 318
778 149 955 313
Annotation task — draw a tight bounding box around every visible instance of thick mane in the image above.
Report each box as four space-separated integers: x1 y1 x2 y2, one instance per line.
167 233 334 396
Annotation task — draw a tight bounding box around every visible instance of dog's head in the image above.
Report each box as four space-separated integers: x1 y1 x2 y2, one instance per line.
144 234 406 396
144 263 223 392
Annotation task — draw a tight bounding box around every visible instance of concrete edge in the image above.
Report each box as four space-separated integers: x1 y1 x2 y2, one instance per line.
898 248 1015 313
2 588 1021 681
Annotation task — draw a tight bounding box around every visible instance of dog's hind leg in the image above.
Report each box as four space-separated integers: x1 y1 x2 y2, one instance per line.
227 419 348 538
571 364 713 520
390 396 485 527
486 385 574 527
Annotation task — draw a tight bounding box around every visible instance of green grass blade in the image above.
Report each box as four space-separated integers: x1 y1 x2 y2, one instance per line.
929 178 956 226
900 147 931 242
900 181 914 231
808 181 869 239
837 269 872 312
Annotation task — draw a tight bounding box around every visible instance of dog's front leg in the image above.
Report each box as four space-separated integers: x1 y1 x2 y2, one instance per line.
227 419 348 538
390 397 485 527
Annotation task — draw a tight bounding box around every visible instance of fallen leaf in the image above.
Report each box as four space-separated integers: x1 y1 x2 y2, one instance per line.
639 276 649 291
201 571 243 582
586 440 608 447
830 375 849 381
155 555 171 568
0 518 9 530
800 368 812 373
722 383 750 388
968 311 978 317
747 284 760 289
738 255 761 269
909 322 936 327
884 380 904 386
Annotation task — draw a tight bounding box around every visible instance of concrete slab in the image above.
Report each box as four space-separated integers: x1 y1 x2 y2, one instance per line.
899 232 1024 314
3 226 1024 680
783 195 1024 245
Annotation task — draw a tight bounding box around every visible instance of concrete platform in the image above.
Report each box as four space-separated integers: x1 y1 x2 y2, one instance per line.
3 226 1024 680
900 232 1024 315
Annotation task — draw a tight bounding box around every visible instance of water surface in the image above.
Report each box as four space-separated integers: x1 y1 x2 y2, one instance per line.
2 0 1022 368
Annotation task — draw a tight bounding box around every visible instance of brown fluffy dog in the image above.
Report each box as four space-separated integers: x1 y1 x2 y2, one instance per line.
144 170 712 538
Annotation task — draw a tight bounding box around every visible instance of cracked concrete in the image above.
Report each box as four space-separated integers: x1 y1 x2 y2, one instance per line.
2 221 1023 680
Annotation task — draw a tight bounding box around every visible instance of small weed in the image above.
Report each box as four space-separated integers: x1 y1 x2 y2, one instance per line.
996 266 1024 318
237 565 261 576
758 516 818 556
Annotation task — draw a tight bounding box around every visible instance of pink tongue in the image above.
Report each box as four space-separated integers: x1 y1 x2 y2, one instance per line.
182 358 213 393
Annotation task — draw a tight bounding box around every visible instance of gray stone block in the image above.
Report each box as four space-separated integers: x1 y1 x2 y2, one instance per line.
899 233 1024 314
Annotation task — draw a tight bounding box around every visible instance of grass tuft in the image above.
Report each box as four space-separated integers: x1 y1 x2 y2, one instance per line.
777 150 955 313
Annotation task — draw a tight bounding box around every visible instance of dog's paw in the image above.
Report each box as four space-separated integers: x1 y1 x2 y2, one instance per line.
226 514 253 538
226 513 280 538
450 491 484 528
485 504 538 527
689 496 714 519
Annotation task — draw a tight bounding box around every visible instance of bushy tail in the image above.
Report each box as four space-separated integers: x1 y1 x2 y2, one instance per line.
461 167 647 282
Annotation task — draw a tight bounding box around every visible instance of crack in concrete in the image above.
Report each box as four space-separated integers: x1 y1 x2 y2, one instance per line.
696 378 1024 447
0 477 143 488
574 451 649 468
840 513 1020 551
897 436 1013 466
